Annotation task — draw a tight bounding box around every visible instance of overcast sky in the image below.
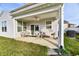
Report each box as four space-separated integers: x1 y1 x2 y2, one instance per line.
64 3 79 25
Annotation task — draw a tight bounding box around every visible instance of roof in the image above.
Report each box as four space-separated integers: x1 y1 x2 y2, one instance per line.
10 3 36 13
64 20 69 24
64 20 75 25
10 3 63 13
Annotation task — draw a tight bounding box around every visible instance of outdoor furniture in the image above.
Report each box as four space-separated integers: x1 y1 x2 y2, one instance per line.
39 31 50 38
51 32 58 39
35 31 40 37
51 32 55 38
39 29 51 38
21 30 31 37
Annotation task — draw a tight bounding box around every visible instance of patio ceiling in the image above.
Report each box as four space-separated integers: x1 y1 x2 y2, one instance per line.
11 3 63 20
17 11 59 22
11 3 61 16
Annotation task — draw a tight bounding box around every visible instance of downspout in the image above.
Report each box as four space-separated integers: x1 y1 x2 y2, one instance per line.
59 4 64 48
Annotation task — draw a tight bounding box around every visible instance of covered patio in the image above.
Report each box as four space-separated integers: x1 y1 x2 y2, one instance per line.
16 10 59 38
15 10 59 48
10 3 63 49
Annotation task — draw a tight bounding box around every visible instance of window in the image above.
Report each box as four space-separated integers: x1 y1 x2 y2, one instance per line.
17 21 27 32
23 22 27 31
46 21 52 29
17 21 22 32
2 21 7 32
46 21 51 24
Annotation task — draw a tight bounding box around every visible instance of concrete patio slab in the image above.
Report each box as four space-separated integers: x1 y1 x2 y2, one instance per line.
16 37 58 49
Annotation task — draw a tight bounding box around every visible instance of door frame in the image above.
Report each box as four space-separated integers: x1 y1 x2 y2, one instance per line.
31 24 39 36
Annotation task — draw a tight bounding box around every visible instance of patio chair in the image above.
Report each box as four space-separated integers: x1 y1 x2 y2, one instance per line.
51 32 55 38
21 31 26 37
35 31 40 37
51 32 58 39
39 31 50 38
21 30 31 37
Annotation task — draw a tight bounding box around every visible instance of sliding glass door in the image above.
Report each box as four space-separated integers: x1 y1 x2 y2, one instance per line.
31 25 39 36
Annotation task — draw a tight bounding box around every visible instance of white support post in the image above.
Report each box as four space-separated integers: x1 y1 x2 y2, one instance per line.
58 4 64 49
61 5 64 48
58 9 61 48
59 5 64 48
22 20 23 32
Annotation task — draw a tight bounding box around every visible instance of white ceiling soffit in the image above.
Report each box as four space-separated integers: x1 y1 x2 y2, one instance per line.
21 11 58 21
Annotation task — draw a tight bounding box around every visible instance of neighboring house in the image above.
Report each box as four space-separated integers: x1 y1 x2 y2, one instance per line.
68 23 75 28
64 20 75 29
0 3 63 48
64 20 79 34
64 20 69 29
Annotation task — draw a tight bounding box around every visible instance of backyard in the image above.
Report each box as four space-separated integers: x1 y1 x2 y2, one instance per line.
0 36 48 56
64 34 79 56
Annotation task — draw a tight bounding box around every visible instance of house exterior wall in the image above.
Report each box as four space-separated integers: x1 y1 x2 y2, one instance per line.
0 11 15 38
64 23 75 30
64 23 69 29
69 24 75 28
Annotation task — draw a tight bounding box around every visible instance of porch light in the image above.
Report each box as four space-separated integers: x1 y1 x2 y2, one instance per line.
34 16 40 21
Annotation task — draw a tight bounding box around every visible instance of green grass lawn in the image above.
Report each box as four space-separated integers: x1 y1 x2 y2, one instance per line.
0 36 48 56
64 36 79 55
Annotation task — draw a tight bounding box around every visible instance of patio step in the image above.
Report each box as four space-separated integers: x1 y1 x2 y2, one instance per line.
48 48 59 56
